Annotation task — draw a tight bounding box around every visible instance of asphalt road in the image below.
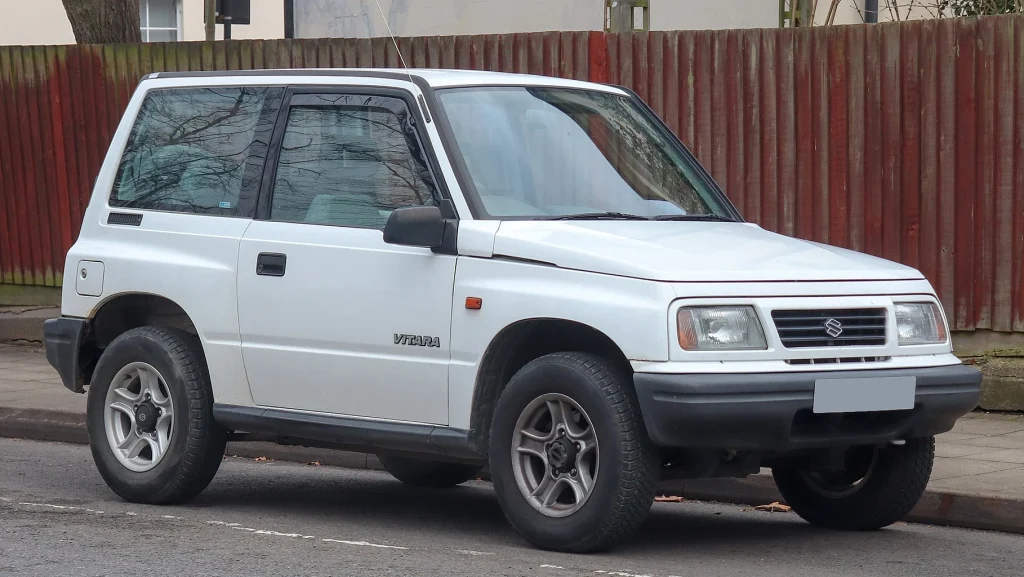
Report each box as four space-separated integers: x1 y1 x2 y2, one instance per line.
0 438 1021 577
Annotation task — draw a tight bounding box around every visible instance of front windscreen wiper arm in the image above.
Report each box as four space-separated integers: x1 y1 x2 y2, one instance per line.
544 212 650 221
651 213 736 222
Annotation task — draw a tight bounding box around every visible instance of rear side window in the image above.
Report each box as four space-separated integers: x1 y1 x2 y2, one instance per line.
111 86 282 216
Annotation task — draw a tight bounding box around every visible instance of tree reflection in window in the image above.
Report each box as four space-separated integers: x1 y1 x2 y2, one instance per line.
437 87 725 218
111 87 271 215
270 95 438 230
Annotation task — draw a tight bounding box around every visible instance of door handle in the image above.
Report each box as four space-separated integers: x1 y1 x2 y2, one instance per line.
256 253 287 277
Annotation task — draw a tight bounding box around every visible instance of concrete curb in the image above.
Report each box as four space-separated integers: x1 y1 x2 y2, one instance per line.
2 406 1021 536
658 475 1024 536
0 307 57 343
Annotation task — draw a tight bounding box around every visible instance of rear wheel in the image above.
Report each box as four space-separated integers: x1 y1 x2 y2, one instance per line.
772 437 934 531
378 455 481 488
489 352 659 553
86 326 226 504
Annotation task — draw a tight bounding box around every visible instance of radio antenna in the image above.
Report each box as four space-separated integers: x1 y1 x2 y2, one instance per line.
371 0 414 85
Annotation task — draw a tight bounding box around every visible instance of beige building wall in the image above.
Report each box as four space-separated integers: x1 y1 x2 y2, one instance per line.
292 0 778 38
180 0 285 41
0 0 963 48
650 0 778 31
0 0 76 46
293 0 603 38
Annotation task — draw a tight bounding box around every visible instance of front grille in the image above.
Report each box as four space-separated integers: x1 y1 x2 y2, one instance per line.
785 356 891 365
771 308 887 348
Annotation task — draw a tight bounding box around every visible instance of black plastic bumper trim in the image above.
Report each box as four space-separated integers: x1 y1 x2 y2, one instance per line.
42 317 88 393
633 364 982 451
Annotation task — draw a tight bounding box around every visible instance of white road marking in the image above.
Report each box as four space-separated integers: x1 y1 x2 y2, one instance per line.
20 502 70 509
216 523 317 539
0 497 10 501
15 501 103 514
457 549 494 556
241 528 316 539
540 565 564 569
322 538 408 550
15 502 409 555
594 571 652 577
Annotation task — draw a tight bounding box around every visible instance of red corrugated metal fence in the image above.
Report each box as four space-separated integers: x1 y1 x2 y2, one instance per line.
0 17 1022 333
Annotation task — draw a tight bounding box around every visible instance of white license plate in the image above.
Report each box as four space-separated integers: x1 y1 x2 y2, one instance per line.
813 376 916 414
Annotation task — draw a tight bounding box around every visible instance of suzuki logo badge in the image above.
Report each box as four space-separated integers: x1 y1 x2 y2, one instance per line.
824 318 843 338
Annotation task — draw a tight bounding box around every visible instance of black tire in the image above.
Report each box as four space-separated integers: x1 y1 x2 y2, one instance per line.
489 352 659 553
86 326 226 505
378 455 481 488
772 437 935 531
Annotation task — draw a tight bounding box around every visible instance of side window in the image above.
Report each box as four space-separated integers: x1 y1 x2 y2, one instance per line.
111 86 282 216
269 94 438 229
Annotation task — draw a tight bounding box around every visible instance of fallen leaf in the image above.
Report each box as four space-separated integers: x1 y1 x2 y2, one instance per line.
308 460 323 466
253 456 268 462
754 501 791 512
655 495 684 502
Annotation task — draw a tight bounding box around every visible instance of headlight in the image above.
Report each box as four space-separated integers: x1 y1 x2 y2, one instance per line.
677 306 767 351
895 303 947 345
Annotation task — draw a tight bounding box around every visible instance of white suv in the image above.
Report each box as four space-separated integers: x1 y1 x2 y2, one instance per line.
43 68 981 553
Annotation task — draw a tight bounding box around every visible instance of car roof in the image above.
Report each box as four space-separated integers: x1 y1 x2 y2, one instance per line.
142 67 627 94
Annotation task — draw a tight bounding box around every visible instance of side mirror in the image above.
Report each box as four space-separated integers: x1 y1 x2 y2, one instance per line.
383 206 446 249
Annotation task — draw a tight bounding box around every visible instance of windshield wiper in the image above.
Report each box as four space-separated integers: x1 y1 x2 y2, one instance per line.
544 212 650 221
651 213 736 222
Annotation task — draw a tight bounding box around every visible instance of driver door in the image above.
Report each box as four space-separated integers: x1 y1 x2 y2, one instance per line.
235 89 454 425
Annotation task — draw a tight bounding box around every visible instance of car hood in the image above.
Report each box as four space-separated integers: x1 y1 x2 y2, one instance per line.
490 221 923 282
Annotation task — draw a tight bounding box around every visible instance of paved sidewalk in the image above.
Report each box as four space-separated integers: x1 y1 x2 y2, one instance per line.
3 343 1024 530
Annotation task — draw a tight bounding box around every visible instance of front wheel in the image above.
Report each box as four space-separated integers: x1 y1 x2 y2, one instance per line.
489 352 659 553
771 437 934 531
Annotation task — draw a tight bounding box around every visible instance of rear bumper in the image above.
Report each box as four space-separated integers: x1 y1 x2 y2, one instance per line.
633 364 982 451
42 317 88 393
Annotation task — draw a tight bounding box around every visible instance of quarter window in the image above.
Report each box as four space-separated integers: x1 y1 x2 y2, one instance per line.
269 94 438 229
111 87 280 216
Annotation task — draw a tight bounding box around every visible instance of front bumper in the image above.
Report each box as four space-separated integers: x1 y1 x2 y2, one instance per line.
633 365 982 451
42 317 88 393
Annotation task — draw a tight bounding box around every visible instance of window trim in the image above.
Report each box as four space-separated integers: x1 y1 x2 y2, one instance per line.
255 86 458 230
107 85 283 218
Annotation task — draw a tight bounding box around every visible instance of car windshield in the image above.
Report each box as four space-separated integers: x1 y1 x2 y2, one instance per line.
434 86 736 220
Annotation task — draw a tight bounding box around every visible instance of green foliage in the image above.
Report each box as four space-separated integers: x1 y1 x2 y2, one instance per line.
939 0 1023 17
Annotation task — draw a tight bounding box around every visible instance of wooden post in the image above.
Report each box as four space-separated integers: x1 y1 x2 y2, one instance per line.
800 0 812 25
608 1 636 34
205 0 216 41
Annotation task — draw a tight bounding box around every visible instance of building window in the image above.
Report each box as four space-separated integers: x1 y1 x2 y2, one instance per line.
139 0 181 42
